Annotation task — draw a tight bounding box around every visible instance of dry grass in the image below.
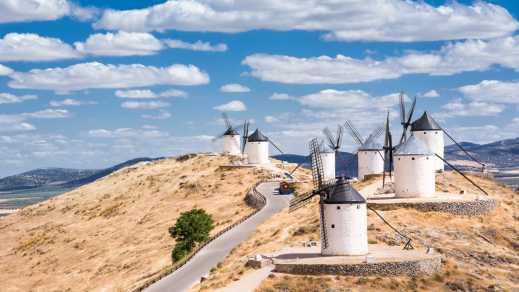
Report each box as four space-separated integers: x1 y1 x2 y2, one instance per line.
196 172 519 292
0 154 274 292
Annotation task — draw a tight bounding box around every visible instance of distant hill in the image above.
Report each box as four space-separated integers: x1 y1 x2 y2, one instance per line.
275 137 519 176
0 158 161 191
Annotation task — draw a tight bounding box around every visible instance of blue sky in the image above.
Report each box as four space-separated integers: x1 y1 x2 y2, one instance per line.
0 0 519 176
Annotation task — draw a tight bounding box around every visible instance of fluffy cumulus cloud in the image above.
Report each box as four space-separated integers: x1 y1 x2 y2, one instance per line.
94 0 517 42
49 98 97 107
142 110 172 120
115 88 187 99
0 93 37 104
0 108 70 133
438 99 504 118
24 109 71 119
458 80 519 104
121 101 170 110
0 0 97 24
243 36 519 84
0 33 81 62
296 89 401 110
164 39 227 52
220 83 250 93
0 64 13 76
422 90 439 98
7 62 209 91
213 100 246 112
269 93 295 101
74 31 163 56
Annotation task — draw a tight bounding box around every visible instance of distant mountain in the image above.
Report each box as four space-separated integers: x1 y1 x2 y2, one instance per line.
0 168 99 191
0 157 161 192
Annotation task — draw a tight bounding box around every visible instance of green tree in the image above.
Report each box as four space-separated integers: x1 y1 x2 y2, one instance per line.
169 208 214 262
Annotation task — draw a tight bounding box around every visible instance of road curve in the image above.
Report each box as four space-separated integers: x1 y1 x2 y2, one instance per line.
145 182 291 292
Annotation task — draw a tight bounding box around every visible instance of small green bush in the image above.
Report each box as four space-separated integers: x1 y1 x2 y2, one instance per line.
169 208 214 262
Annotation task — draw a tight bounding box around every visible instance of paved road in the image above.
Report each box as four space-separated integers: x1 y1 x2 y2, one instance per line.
145 182 291 292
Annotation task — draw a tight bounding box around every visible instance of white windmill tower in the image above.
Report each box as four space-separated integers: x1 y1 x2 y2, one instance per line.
241 121 283 165
289 139 368 256
321 126 344 182
394 134 436 198
411 111 445 171
343 120 384 180
212 113 241 155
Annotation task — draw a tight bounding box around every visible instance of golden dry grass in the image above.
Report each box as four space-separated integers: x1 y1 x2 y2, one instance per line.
0 154 275 292
197 172 519 292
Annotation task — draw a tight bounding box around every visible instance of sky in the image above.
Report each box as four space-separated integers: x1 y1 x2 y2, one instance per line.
0 0 519 176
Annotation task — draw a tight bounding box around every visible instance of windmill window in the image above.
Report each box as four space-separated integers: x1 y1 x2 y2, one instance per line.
426 157 429 160
337 206 341 210
357 204 361 209
424 132 427 134
331 224 335 228
412 157 415 160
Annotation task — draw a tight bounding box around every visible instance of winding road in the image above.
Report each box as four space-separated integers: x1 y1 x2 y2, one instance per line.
145 181 291 292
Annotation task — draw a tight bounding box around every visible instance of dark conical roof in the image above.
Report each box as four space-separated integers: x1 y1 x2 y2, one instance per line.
411 111 441 131
248 129 269 142
224 127 239 136
324 177 366 204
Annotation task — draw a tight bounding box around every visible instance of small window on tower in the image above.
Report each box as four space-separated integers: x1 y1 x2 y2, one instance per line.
337 206 341 210
424 131 427 134
412 157 415 160
331 224 335 228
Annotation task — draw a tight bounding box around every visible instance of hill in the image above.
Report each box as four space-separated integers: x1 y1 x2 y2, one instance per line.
0 168 98 191
0 157 158 191
0 154 288 291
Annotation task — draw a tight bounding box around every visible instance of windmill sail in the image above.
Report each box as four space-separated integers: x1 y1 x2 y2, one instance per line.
241 120 249 154
399 94 417 145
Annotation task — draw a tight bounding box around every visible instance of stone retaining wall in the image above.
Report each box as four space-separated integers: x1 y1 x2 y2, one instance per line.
368 197 497 216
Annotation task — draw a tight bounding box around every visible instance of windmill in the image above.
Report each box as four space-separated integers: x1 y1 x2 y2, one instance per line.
241 123 284 164
289 138 369 256
382 112 395 187
321 125 344 180
212 113 241 155
343 120 384 180
398 92 417 145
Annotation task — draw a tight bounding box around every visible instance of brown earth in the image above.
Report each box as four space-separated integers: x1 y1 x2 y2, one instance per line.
0 154 283 292
197 172 519 292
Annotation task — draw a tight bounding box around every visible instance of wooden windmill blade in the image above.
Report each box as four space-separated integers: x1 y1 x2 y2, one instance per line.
343 119 364 146
241 120 249 154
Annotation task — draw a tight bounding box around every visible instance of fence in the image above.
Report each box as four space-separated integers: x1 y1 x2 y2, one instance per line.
134 181 269 292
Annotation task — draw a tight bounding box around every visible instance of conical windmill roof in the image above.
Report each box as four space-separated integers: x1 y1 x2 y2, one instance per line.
411 111 441 131
394 134 433 155
224 127 239 136
248 129 269 142
324 177 366 204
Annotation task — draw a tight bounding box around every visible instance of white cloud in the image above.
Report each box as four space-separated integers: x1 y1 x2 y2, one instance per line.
0 93 37 104
74 31 163 56
438 99 504 118
220 83 250 93
297 89 401 110
164 39 227 52
264 115 279 123
422 90 439 98
0 1 97 24
159 89 187 98
49 98 97 107
269 93 295 101
243 36 519 84
24 109 71 119
0 115 35 132
115 89 157 99
458 80 519 104
94 1 517 42
88 127 168 139
213 100 246 112
142 110 172 120
0 33 81 62
121 101 170 109
8 62 209 91
0 64 13 76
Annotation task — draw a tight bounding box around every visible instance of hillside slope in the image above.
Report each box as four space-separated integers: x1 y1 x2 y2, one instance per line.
0 154 273 292
0 168 99 191
197 173 519 291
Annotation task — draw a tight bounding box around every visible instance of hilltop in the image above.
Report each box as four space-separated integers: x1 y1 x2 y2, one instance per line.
0 154 288 292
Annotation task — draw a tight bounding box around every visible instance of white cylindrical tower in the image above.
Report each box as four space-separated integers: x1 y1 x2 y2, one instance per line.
394 135 436 198
411 111 444 171
222 129 241 155
357 140 384 180
320 151 336 182
246 129 270 164
320 178 368 256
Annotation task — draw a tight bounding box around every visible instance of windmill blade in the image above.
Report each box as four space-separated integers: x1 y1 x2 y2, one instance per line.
322 127 336 150
399 91 406 125
289 191 317 212
336 125 344 151
309 138 326 190
222 112 232 129
211 131 227 142
241 120 249 154
266 136 284 154
388 131 394 179
405 96 417 125
343 120 364 146
368 126 384 141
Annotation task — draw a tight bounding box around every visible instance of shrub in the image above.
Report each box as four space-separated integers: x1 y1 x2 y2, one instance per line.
169 208 214 262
